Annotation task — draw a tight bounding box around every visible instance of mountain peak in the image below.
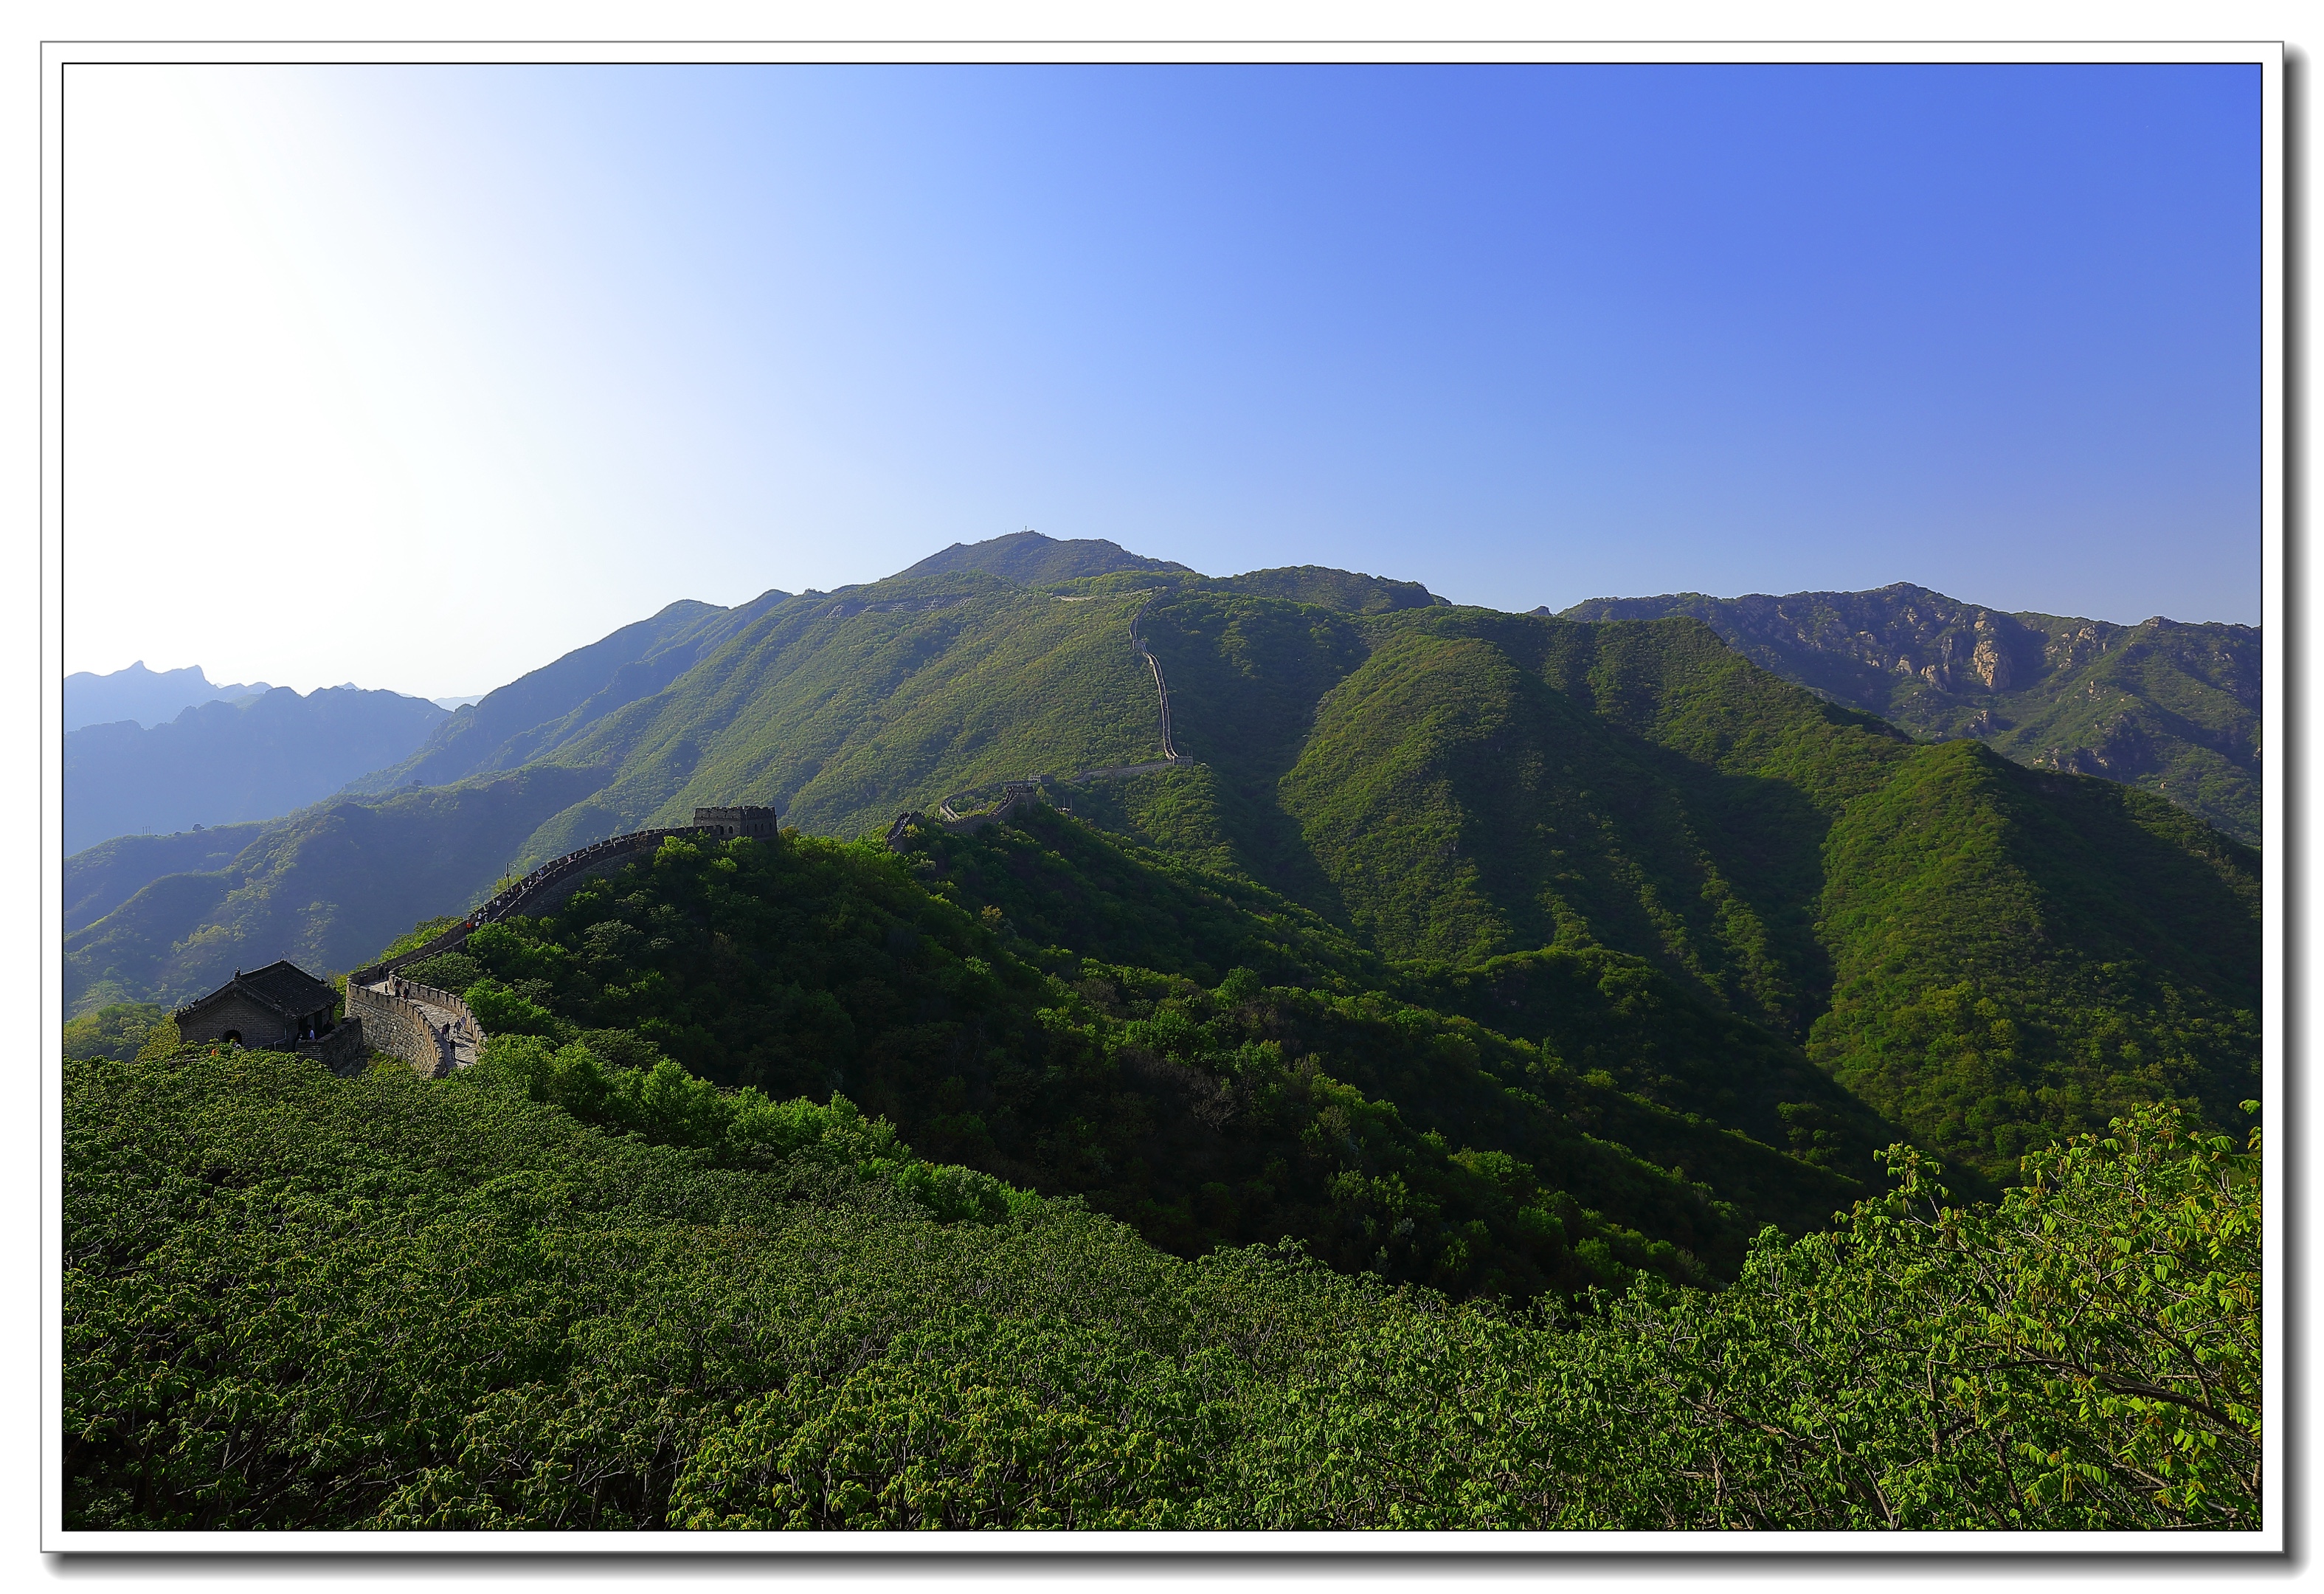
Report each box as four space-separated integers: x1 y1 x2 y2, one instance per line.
897 531 1196 585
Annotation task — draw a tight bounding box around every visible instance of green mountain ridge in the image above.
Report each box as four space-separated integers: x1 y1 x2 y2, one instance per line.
66 537 2258 1187
1554 583 2261 843
401 823 1863 1298
344 593 792 796
901 529 1194 584
66 823 268 936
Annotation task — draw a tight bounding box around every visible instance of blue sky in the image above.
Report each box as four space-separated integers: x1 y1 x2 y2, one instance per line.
67 63 2261 696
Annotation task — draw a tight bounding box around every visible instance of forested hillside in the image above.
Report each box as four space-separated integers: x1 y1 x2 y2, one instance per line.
392 825 1887 1294
58 533 2269 1534
63 1041 2260 1529
900 529 1193 583
65 824 265 936
343 593 790 795
65 540 2259 1184
1558 584 2261 843
64 767 606 1015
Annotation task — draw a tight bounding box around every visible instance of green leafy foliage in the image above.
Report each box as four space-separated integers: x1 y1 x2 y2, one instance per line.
63 766 606 1012
419 829 1901 1296
1206 565 1447 613
900 529 1194 584
63 1045 2258 1531
60 1002 168 1062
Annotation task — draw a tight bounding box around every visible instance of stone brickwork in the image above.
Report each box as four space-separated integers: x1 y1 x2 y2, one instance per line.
329 805 775 1081
899 600 1194 849
1130 599 1181 762
347 982 457 1078
694 806 780 841
915 759 1192 844
295 1018 369 1077
340 811 775 1080
177 990 297 1050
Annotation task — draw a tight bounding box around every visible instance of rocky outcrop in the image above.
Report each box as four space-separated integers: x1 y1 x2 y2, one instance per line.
1549 583 2260 843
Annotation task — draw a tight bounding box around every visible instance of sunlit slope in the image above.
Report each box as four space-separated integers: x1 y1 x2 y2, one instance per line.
1129 590 2259 1181
60 565 2261 1189
1141 596 1906 1021
66 824 267 936
1560 586 2261 843
504 573 1175 863
890 801 1911 1201
345 594 789 794
1810 739 2258 1172
901 529 1192 583
57 574 1177 1000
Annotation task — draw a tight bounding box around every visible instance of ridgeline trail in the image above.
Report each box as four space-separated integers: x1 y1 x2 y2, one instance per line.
921 594 1194 832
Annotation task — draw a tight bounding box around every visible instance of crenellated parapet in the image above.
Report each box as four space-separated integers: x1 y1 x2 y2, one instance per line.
344 808 781 1077
348 825 710 987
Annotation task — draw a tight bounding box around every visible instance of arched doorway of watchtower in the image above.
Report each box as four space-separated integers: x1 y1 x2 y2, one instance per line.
221 1030 242 1047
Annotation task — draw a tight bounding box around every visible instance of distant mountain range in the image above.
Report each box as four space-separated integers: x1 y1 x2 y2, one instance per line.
65 660 272 731
1552 584 2259 843
63 533 2255 1193
64 686 448 856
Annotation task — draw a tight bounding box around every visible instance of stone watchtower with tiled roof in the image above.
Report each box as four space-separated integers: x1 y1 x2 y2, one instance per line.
173 959 365 1073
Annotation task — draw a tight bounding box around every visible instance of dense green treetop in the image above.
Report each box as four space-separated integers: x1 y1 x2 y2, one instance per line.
1204 566 1448 613
60 1002 167 1062
63 1041 2258 1530
404 827 1872 1297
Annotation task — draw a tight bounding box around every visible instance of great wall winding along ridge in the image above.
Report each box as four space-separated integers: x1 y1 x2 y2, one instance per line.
346 810 780 1076
1132 597 1181 762
903 595 1192 838
351 600 1194 1077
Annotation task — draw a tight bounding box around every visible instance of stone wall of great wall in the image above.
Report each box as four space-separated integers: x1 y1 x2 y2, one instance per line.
884 604 1198 846
335 593 1202 1073
347 981 464 1078
1130 599 1181 762
348 827 712 987
346 810 775 1077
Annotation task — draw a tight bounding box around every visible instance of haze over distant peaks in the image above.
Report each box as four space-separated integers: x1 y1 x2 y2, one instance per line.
65 660 273 732
64 685 449 855
900 531 1194 584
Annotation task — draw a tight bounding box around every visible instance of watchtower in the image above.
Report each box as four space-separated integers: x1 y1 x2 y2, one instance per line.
694 805 781 841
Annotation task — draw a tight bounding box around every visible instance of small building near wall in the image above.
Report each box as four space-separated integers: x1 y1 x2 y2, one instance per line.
173 959 364 1072
694 805 781 841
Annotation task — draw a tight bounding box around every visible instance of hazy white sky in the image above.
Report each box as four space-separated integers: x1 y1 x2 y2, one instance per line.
65 63 2261 698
